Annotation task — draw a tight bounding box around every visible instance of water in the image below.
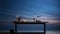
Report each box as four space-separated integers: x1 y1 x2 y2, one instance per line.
0 31 60 34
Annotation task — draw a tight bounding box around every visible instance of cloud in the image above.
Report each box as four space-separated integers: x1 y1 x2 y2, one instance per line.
33 13 60 20
37 16 57 20
0 20 8 26
40 20 60 24
19 14 60 24
31 14 60 24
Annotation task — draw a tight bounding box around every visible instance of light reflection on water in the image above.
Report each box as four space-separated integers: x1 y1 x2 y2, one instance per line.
0 31 60 34
46 31 60 34
17 31 60 34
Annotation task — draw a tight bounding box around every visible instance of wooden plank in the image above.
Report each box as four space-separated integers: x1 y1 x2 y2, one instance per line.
12 21 47 24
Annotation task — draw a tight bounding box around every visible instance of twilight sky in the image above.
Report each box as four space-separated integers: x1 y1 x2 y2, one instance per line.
0 0 60 31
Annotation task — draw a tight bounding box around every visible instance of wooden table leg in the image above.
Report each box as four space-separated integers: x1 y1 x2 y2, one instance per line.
44 23 46 34
15 23 17 34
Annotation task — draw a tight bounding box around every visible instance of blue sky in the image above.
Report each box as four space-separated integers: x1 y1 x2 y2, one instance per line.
0 0 60 31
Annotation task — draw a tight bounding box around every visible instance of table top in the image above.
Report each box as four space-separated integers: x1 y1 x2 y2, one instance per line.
12 21 48 24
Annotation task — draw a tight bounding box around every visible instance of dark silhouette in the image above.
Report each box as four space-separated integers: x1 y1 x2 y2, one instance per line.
10 29 14 34
12 16 48 34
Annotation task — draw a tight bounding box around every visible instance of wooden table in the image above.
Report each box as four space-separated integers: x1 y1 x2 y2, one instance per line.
12 21 48 34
